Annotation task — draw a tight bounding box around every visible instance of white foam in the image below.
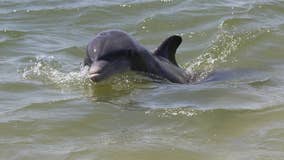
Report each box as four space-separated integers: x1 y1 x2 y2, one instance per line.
22 56 91 88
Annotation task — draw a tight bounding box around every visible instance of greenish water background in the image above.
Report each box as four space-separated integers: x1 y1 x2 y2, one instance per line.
1 0 284 159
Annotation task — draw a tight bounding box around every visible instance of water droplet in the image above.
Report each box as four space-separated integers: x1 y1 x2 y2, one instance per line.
120 4 131 8
172 112 177 116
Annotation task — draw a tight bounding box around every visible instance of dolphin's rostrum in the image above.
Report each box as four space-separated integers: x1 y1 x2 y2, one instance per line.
84 30 191 83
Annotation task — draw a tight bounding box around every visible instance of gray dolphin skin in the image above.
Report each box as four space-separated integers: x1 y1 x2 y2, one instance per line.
84 30 191 83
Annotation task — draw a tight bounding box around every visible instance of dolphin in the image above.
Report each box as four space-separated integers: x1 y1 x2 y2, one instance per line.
84 30 191 83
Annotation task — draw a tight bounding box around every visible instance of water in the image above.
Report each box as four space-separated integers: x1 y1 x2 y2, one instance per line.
1 0 284 159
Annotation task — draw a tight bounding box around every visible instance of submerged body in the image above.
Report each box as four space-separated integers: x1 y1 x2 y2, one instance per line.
84 30 191 83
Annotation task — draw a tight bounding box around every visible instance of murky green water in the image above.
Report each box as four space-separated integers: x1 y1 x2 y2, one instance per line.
1 0 284 159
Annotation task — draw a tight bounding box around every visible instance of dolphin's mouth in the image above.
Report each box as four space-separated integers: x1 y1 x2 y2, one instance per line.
87 60 109 82
89 73 100 77
88 70 107 82
87 58 131 82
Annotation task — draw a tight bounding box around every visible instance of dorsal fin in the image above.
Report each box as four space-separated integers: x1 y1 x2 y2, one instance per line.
154 35 182 66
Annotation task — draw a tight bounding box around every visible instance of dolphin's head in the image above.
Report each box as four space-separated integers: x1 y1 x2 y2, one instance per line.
84 31 133 82
85 46 132 82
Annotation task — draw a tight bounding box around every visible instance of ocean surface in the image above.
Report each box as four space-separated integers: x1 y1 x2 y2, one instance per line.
1 0 284 159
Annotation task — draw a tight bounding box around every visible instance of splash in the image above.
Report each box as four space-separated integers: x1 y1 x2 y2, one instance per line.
21 56 91 88
185 25 270 82
145 107 197 118
185 31 241 82
20 56 148 91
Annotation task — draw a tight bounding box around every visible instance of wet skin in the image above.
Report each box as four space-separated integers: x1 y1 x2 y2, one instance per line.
84 30 191 83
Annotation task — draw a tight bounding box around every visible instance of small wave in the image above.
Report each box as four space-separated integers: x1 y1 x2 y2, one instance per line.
145 107 197 118
0 29 27 38
0 29 28 44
